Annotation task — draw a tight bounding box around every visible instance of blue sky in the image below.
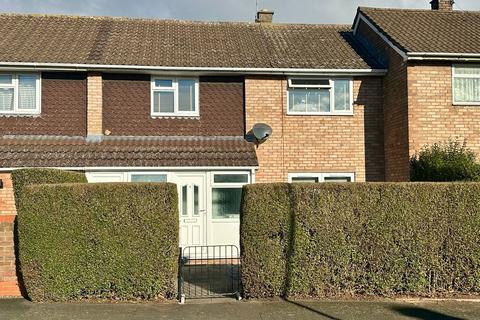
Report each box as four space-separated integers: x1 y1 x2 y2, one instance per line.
0 0 478 24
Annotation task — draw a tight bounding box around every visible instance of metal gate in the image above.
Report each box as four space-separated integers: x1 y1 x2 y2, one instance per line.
178 245 241 302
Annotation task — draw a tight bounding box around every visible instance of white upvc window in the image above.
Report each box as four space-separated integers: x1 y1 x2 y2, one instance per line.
287 78 353 115
453 65 480 105
288 172 355 183
211 172 250 220
150 77 199 117
0 73 41 115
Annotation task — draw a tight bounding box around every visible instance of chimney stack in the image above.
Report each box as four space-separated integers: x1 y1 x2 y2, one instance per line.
430 0 454 11
255 9 274 23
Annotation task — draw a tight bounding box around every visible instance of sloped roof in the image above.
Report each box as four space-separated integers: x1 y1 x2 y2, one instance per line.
0 136 258 168
358 7 480 54
0 13 381 70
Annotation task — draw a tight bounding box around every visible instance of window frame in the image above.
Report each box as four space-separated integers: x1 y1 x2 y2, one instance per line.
452 64 480 106
288 172 355 183
286 77 354 116
150 76 200 117
0 72 41 115
127 171 169 183
210 172 250 221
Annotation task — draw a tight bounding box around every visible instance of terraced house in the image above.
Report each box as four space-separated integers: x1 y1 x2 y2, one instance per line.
1 0 480 296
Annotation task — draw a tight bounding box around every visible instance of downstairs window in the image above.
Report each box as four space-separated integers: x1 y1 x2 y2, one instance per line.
289 173 354 183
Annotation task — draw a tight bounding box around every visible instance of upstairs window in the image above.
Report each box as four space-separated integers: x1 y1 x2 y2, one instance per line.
287 78 352 115
453 65 480 105
151 77 199 117
0 73 41 115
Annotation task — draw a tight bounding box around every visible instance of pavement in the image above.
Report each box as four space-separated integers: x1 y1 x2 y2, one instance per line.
1 297 480 320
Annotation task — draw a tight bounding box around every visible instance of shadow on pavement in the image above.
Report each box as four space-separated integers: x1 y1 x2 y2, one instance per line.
391 306 466 320
283 298 342 320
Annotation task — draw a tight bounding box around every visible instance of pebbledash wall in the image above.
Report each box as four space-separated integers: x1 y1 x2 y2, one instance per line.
245 76 385 183
0 174 21 297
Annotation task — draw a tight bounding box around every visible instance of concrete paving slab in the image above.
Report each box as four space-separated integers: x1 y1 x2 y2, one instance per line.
1 298 480 320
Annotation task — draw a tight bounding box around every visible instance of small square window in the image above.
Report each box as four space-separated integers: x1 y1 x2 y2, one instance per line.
287 78 352 115
151 77 199 116
154 79 173 88
0 73 40 114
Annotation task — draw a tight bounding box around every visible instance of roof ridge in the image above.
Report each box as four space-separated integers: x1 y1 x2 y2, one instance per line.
359 6 480 14
0 12 353 28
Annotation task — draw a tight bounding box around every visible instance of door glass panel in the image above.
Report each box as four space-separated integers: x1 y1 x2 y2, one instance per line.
193 185 199 216
181 185 188 216
212 188 242 219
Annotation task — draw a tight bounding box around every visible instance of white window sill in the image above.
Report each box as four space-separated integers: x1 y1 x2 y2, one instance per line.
0 112 41 117
286 111 354 116
151 114 200 119
453 102 480 106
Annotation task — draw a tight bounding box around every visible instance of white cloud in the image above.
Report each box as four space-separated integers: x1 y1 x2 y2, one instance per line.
0 0 477 23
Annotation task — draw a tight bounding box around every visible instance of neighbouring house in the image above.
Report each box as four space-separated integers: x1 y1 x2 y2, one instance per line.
0 0 479 296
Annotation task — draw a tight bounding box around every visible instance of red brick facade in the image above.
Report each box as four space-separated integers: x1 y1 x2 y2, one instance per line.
0 173 21 297
408 62 480 157
245 76 385 183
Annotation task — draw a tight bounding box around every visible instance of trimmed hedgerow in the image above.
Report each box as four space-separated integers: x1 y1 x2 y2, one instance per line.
11 168 87 203
17 182 179 302
240 183 292 298
241 183 480 298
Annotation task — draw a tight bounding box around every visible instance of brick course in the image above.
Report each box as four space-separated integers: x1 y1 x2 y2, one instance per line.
245 76 384 183
0 173 20 297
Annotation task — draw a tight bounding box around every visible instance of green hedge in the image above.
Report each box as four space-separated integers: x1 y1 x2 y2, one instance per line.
11 168 87 202
17 182 179 302
241 183 480 298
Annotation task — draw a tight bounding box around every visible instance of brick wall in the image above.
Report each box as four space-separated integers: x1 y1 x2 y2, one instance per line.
0 173 21 297
87 72 103 137
245 76 384 183
408 62 480 156
356 20 410 181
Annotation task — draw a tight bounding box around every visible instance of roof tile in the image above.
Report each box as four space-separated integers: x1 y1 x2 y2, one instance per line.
359 7 480 54
0 13 381 69
0 136 258 168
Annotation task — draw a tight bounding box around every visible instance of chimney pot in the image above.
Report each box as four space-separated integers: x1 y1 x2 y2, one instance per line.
430 0 454 11
255 9 274 23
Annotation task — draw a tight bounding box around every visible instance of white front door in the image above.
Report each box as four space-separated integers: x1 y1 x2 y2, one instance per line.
173 173 207 248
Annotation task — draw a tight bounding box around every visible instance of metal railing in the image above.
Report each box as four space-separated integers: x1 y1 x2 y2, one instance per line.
178 245 241 302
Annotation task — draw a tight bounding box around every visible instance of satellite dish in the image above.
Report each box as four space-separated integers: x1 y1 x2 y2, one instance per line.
252 123 272 142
